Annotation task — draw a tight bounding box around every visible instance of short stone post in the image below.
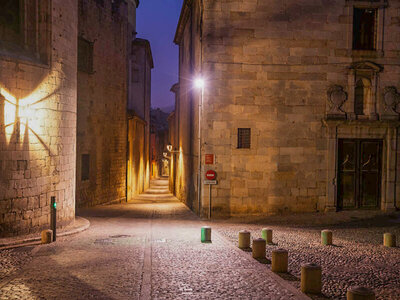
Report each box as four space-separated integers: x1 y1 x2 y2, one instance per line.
238 230 251 249
301 263 322 294
321 230 333 246
383 233 396 247
41 229 53 244
201 226 211 243
261 228 273 244
347 286 375 300
271 248 288 273
252 238 266 259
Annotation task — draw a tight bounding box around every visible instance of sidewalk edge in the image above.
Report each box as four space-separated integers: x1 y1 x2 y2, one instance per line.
0 217 90 250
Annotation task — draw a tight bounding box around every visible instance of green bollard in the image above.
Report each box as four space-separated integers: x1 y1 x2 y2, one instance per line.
201 226 211 243
261 228 273 244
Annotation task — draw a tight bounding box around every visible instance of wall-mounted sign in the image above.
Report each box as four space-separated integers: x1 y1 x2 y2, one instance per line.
205 154 214 165
204 180 217 185
205 170 216 180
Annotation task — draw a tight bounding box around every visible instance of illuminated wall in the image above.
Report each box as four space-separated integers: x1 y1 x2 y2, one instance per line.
127 117 147 199
175 0 400 217
76 0 133 207
0 0 77 237
126 38 152 199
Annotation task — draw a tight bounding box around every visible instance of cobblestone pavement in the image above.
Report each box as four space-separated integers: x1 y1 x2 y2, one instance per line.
0 180 306 300
213 212 400 300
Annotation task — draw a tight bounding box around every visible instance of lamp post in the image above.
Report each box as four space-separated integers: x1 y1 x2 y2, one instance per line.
194 77 205 217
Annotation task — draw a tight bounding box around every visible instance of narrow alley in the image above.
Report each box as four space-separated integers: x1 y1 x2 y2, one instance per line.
0 180 305 300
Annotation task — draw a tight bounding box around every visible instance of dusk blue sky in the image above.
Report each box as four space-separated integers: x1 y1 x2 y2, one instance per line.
136 0 183 110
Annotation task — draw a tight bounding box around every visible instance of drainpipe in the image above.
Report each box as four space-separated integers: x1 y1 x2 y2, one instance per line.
395 126 398 210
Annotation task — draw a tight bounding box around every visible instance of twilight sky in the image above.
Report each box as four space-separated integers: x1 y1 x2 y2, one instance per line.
136 0 183 110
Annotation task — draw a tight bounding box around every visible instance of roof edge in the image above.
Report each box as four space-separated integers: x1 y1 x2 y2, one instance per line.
132 38 154 69
173 0 193 45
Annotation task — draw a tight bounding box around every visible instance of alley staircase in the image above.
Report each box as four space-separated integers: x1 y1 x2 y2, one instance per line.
129 177 176 203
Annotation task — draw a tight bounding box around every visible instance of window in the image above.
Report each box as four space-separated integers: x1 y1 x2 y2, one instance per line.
0 0 51 64
353 8 376 50
78 37 93 73
0 0 21 44
237 128 251 149
81 154 90 181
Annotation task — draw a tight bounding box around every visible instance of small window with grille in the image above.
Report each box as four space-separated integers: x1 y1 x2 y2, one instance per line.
81 154 90 181
237 128 251 149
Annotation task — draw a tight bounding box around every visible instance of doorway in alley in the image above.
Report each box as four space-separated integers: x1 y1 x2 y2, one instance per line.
337 139 382 210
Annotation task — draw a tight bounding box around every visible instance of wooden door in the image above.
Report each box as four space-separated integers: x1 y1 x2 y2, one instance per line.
337 139 382 210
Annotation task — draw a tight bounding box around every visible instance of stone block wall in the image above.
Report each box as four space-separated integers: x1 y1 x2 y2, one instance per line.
76 0 129 207
175 0 400 216
0 0 77 237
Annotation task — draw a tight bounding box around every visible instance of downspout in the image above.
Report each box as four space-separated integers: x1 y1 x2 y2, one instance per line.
395 126 398 210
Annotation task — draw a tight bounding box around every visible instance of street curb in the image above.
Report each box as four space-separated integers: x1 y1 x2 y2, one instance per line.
0 217 90 250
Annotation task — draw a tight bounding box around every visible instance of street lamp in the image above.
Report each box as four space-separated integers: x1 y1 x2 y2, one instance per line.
194 76 205 217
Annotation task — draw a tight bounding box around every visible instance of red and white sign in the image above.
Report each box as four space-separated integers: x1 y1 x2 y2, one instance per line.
205 170 216 180
205 154 214 165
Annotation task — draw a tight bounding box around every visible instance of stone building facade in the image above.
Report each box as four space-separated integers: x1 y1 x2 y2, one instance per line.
0 0 77 236
173 0 400 217
127 38 152 199
76 0 138 207
1 0 152 236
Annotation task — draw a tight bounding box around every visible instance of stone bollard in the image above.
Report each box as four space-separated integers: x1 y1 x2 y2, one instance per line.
41 229 53 244
301 263 322 294
201 226 211 243
261 228 273 244
238 230 251 249
321 230 333 246
252 238 266 259
383 233 396 247
347 286 375 300
271 248 288 273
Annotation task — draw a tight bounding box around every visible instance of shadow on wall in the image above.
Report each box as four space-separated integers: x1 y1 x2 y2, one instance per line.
0 61 67 235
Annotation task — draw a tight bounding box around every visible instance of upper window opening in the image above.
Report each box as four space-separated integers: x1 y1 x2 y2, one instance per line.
353 8 377 50
237 128 251 149
78 37 94 73
0 0 21 45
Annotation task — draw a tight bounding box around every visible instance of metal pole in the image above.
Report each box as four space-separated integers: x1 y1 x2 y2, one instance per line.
50 196 56 242
209 184 211 220
198 87 203 217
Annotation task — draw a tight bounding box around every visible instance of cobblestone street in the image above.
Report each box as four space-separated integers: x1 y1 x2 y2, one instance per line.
0 180 399 300
0 180 306 300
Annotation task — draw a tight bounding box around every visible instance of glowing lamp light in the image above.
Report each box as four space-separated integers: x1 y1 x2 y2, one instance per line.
167 144 173 152
194 78 205 89
163 152 168 158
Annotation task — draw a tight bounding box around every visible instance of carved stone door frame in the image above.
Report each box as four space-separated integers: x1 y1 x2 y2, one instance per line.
324 120 398 212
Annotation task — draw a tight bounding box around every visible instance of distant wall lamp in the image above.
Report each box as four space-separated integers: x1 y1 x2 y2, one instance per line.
167 144 180 154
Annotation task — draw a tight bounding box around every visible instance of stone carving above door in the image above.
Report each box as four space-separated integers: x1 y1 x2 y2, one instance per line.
327 85 347 119
382 86 400 120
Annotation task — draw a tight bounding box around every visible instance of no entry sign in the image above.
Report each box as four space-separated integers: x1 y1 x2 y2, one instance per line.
205 170 216 180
